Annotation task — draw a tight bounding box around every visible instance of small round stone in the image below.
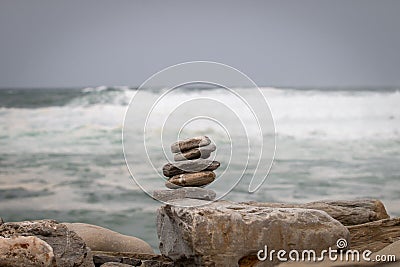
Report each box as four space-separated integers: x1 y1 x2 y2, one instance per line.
174 143 216 161
162 159 220 177
170 136 211 153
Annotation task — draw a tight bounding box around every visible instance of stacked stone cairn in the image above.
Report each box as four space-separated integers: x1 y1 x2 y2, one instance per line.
153 136 220 202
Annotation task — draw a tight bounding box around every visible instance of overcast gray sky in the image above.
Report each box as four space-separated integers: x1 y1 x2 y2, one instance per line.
0 0 399 88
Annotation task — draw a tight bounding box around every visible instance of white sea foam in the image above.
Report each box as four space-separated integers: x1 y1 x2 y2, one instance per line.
1 87 399 155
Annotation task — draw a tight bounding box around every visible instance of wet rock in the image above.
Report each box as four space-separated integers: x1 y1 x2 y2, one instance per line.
153 187 216 202
0 236 56 267
157 199 349 266
170 136 211 153
162 159 220 177
348 217 400 252
165 171 215 188
173 143 216 161
245 199 389 226
63 223 154 254
0 219 94 267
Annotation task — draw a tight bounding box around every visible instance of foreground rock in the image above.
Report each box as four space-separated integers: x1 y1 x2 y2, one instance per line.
348 217 400 252
100 263 133 267
93 251 173 267
0 236 56 267
245 199 389 226
157 199 349 266
162 159 220 177
63 223 154 254
153 187 216 202
0 219 94 267
171 136 211 153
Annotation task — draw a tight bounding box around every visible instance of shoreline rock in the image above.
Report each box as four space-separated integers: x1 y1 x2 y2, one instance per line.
63 223 154 255
92 251 173 267
244 199 389 226
348 217 400 252
0 219 94 267
0 236 56 267
157 199 350 266
1 198 397 267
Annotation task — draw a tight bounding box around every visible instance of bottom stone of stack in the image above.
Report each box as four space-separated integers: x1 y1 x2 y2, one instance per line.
153 187 217 202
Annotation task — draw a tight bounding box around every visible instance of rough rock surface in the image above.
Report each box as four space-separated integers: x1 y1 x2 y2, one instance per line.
157 199 349 267
348 217 400 252
0 236 56 267
171 136 211 153
0 219 94 267
100 263 133 267
174 143 216 161
376 240 400 264
93 251 173 267
162 159 220 177
93 252 141 266
165 171 215 188
245 199 389 226
63 223 154 254
153 187 216 202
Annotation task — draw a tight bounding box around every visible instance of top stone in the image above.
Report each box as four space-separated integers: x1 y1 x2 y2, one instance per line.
170 136 211 153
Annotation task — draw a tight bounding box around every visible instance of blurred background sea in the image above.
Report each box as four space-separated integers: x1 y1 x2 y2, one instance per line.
1 86 399 251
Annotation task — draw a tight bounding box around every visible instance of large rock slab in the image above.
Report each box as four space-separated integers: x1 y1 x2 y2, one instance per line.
171 136 211 153
348 217 400 252
0 236 56 267
63 223 154 254
162 159 220 177
0 219 94 267
153 187 216 202
245 199 389 226
157 199 349 266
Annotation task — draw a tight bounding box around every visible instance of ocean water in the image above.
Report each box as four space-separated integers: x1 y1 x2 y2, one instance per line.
1 86 399 251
